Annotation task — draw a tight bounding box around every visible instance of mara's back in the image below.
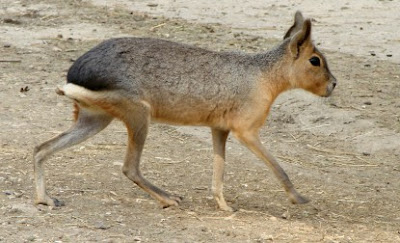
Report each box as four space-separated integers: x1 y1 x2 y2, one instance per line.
67 38 263 96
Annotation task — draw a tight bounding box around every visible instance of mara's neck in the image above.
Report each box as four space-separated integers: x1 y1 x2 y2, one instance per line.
261 66 292 104
253 39 293 103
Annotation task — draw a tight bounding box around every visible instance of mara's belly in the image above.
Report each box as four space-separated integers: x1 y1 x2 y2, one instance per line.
149 103 232 128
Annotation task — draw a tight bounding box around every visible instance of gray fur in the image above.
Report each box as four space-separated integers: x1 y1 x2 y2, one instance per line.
68 38 287 92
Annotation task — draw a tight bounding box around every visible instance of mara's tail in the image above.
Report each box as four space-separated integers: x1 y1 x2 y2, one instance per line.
56 83 124 105
55 83 122 121
56 83 99 103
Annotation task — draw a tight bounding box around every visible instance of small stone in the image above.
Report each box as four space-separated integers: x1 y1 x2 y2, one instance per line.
95 221 110 230
20 86 29 93
17 219 28 224
52 47 62 52
3 190 13 196
260 233 274 241
3 18 22 25
281 211 290 219
26 236 36 242
7 208 23 214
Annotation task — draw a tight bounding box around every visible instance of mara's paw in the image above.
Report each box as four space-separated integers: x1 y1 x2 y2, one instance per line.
219 204 234 212
289 194 310 205
35 196 65 207
161 195 183 208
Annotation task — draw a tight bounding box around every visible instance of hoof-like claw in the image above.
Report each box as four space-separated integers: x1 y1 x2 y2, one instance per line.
219 205 234 212
290 194 310 205
35 196 65 207
161 195 183 208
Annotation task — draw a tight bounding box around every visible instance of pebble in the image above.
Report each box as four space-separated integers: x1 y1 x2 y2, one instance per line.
8 207 23 214
281 211 290 219
269 216 278 221
3 190 13 196
95 221 111 230
17 219 28 224
260 233 274 241
26 236 36 242
52 47 62 52
3 18 22 25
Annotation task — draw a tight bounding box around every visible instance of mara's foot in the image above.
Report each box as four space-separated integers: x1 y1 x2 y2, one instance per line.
160 195 183 208
35 196 65 207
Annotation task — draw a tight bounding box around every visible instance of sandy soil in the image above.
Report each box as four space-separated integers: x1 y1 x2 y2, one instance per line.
1 0 399 242
92 0 400 63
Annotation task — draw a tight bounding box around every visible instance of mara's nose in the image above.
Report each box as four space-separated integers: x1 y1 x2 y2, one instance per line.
331 76 337 89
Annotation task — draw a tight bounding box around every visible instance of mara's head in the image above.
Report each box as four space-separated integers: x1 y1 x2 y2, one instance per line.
283 11 336 97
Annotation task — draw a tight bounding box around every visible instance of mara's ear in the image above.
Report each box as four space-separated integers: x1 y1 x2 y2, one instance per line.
283 11 304 39
288 18 312 58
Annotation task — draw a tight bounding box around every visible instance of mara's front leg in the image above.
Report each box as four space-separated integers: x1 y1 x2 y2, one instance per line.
211 128 232 211
233 130 309 205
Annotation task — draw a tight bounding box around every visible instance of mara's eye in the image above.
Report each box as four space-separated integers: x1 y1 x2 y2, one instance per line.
309 56 321 66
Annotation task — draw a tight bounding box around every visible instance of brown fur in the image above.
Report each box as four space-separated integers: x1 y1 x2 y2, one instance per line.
73 103 79 121
33 11 336 211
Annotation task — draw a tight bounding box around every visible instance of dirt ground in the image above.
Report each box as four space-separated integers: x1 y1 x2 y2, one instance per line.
1 0 399 242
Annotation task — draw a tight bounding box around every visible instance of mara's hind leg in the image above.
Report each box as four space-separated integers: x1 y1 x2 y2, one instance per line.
33 106 113 206
121 102 182 208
